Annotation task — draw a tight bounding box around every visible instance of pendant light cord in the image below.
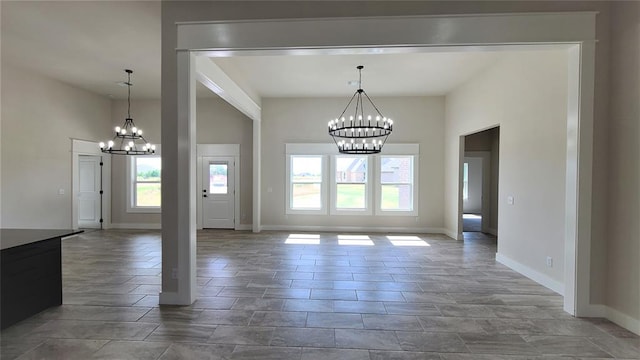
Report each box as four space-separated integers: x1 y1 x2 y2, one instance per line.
127 71 131 118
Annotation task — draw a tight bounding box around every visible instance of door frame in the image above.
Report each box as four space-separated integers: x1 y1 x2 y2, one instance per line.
196 144 240 230
167 12 595 314
71 139 111 230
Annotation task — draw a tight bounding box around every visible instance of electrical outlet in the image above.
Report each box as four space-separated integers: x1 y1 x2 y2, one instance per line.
507 195 514 205
172 268 178 279
58 188 65 195
546 256 553 267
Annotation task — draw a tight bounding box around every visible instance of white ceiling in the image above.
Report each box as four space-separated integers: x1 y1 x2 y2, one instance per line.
211 52 501 98
2 1 509 100
1 1 161 99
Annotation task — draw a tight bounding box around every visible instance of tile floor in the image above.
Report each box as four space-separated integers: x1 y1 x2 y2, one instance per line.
0 230 638 359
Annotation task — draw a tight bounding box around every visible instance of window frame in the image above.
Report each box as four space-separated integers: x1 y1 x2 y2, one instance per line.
285 143 418 217
126 146 162 213
285 153 328 215
376 152 419 216
330 154 373 215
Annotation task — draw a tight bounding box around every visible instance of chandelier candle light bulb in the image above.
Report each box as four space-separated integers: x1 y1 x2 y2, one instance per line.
99 69 155 155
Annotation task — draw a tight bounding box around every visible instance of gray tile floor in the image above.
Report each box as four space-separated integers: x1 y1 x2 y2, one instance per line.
1 230 638 359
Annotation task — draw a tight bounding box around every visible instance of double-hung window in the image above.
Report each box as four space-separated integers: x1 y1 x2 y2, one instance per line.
287 155 326 214
128 155 161 212
379 155 416 214
332 155 371 214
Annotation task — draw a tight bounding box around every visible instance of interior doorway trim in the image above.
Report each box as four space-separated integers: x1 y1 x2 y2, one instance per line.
167 12 596 315
71 139 111 230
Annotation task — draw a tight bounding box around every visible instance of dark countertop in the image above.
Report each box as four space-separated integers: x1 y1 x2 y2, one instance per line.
0 229 83 251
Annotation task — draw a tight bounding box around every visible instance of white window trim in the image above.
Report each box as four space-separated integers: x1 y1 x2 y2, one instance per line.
285 143 419 217
375 146 419 216
126 145 162 213
285 154 328 215
330 155 373 216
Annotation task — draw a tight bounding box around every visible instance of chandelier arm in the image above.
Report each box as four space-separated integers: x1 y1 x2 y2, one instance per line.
361 90 385 118
338 91 359 121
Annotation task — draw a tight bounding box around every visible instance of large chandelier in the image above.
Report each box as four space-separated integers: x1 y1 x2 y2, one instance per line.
328 65 393 154
99 69 155 155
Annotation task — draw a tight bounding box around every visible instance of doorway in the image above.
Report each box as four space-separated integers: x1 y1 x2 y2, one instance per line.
201 156 236 229
461 127 500 238
462 156 484 232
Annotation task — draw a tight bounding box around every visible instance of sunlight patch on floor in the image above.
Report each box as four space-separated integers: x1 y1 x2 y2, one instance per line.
285 234 320 245
337 235 374 246
387 235 430 247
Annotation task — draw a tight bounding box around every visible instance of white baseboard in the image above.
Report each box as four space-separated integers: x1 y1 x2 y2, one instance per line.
495 252 564 295
110 223 161 230
159 291 197 306
260 224 446 235
443 228 461 240
581 304 607 317
159 291 180 305
582 304 640 335
606 306 640 335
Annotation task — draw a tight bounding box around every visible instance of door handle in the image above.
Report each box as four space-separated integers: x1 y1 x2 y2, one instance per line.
203 194 208 197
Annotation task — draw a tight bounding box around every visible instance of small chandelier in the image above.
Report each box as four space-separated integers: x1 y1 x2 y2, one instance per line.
328 65 393 154
99 69 155 155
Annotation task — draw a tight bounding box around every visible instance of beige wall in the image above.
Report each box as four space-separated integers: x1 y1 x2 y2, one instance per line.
0 63 111 228
446 51 569 284
197 97 254 226
261 97 445 230
606 1 639 323
110 97 253 226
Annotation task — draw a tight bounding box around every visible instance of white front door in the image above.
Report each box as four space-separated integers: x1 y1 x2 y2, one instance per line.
78 155 101 228
202 157 235 228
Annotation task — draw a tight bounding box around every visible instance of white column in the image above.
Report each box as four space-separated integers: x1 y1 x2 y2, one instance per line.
253 119 261 233
160 50 197 305
564 42 595 316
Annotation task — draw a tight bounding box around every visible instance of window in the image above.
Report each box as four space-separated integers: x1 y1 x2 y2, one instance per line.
286 143 418 216
379 156 414 212
287 155 325 213
332 155 371 214
128 156 161 212
209 163 228 194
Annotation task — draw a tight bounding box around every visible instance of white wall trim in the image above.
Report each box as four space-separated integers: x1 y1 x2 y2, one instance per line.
261 224 447 234
443 228 462 240
496 252 565 295
582 305 640 336
159 291 181 305
606 306 640 336
111 222 162 230
172 10 596 312
195 56 261 121
582 304 608 317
